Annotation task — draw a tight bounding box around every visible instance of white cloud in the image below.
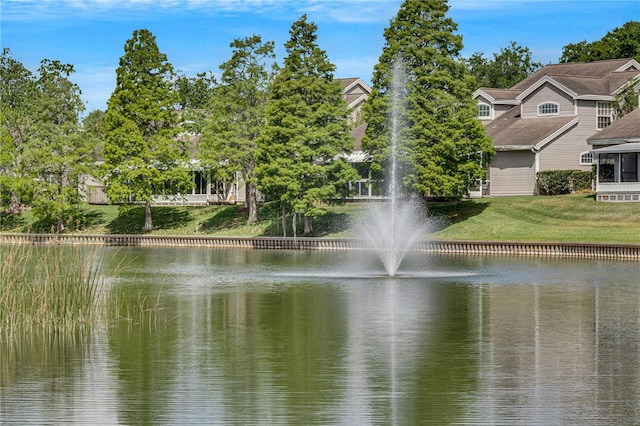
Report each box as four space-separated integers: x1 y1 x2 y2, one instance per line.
2 0 289 18
2 0 401 23
303 0 402 24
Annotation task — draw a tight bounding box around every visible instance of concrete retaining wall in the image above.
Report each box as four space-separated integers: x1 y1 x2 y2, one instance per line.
1 233 638 260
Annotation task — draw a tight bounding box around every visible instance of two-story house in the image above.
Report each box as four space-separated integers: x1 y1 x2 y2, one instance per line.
474 58 640 201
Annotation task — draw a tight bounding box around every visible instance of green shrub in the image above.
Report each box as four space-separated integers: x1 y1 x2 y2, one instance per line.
570 170 593 192
536 170 593 195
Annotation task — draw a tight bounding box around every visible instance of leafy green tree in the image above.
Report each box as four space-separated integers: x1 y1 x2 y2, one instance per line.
30 59 89 231
467 41 542 88
200 35 276 223
256 15 358 236
0 48 38 216
174 71 216 137
104 29 191 232
174 71 216 111
560 21 640 63
362 0 494 199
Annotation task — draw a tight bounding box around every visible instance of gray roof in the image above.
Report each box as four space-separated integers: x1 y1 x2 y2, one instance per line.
484 106 576 149
339 78 359 88
511 58 640 96
592 142 640 154
477 88 522 102
588 108 640 144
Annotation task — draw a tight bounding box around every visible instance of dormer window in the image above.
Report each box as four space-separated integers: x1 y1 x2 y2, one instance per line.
538 102 559 116
477 103 490 119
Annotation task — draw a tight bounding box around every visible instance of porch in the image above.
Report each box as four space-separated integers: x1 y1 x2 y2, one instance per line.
592 143 640 203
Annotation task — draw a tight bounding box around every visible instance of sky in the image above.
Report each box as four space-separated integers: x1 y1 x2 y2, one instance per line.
2 0 639 114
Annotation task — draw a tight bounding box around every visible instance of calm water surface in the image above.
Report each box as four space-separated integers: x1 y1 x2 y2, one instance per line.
2 248 639 425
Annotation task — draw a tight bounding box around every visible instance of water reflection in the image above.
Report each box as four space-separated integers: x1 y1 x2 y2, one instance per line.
1 249 638 424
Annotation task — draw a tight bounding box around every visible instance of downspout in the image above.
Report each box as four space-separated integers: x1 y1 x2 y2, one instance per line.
531 146 540 194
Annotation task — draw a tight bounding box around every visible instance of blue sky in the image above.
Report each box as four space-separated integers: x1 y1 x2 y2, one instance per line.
2 0 638 114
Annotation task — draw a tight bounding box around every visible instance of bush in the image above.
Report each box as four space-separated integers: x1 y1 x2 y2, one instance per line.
537 170 593 195
570 170 593 192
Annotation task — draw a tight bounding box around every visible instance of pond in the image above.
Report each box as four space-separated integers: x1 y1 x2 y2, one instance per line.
2 247 639 424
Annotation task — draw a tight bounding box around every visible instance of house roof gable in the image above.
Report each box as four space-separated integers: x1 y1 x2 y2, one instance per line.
516 76 577 101
339 77 371 110
339 77 372 95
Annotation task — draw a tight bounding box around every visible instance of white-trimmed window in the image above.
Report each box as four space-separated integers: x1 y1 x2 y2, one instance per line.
580 151 593 165
477 103 491 119
538 102 559 116
596 101 613 130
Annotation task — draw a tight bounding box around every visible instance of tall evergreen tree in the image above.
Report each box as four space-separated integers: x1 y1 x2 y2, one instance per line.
362 0 494 199
104 29 191 231
256 15 358 236
174 71 216 111
200 35 276 223
173 71 216 137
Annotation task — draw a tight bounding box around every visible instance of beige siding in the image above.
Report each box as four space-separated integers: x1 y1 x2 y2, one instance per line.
539 100 598 171
489 151 536 196
521 84 574 118
576 99 600 135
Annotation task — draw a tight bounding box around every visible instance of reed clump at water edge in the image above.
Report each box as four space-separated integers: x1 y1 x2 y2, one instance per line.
1 244 166 336
1 244 106 334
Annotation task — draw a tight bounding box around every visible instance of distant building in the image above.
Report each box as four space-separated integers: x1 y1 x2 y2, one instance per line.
474 58 640 201
87 77 376 205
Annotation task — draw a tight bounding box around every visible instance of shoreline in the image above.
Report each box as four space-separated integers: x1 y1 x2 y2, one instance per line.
1 233 639 260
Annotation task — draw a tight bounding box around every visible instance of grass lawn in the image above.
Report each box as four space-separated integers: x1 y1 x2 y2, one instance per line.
428 194 640 243
1 194 639 244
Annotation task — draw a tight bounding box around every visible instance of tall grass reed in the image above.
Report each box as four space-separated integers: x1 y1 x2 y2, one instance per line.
1 244 106 334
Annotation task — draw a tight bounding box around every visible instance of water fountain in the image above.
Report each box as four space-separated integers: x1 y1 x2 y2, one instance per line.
359 61 428 277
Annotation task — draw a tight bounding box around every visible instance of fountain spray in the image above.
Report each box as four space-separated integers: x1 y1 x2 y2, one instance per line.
360 59 427 276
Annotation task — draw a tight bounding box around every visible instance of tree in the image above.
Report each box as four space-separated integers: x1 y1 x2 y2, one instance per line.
362 0 494 199
82 109 106 160
30 59 89 231
173 71 217 141
174 71 216 111
614 79 639 119
467 41 542 88
1 51 90 231
200 35 276 223
104 29 192 232
0 48 38 216
560 21 640 63
256 15 358 236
